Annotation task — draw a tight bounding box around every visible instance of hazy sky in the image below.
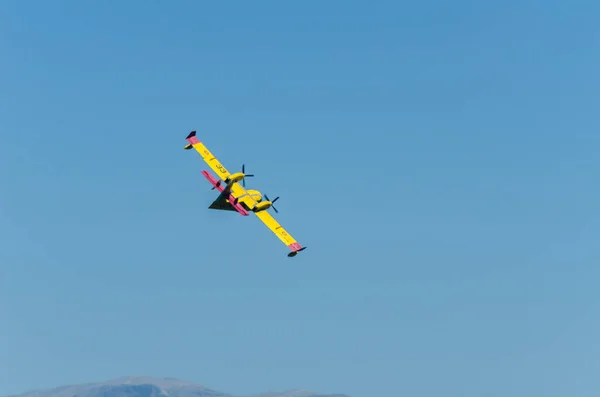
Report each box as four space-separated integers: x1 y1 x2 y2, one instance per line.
2 1 600 397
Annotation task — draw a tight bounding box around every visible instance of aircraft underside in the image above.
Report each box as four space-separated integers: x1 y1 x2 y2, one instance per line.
208 193 239 212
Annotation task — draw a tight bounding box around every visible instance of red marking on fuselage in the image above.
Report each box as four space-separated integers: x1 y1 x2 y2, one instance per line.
227 193 249 215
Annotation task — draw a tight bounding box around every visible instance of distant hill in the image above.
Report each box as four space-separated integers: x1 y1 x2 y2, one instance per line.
2 377 350 397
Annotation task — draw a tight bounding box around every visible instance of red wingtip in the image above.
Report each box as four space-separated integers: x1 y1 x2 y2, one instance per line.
186 131 200 145
287 243 307 257
288 242 303 251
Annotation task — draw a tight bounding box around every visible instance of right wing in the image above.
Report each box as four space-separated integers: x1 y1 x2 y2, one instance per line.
184 131 231 181
228 181 305 256
254 210 305 256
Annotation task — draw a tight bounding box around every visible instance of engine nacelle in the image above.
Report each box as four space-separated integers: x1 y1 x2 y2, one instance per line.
252 201 272 212
226 172 245 183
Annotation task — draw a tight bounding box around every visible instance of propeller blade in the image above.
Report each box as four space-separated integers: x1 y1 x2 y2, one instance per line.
264 194 279 203
262 194 279 212
241 165 254 187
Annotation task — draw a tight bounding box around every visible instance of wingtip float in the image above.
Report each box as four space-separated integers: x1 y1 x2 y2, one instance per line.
184 130 306 258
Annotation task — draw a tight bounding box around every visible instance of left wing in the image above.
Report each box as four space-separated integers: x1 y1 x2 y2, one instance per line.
184 131 231 181
254 210 306 257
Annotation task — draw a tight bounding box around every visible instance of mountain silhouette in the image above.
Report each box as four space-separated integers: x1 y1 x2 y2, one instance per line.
2 377 350 397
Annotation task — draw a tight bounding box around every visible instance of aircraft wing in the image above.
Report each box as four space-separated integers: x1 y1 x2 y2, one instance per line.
228 182 305 256
184 131 231 181
254 210 305 256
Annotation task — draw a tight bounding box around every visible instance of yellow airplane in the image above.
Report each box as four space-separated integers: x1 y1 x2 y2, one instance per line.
184 131 306 257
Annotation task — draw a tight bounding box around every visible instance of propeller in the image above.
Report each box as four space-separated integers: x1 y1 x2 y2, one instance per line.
241 164 254 187
264 194 279 213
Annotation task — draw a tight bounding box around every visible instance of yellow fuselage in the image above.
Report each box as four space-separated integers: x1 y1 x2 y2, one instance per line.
244 189 262 202
236 189 272 212
252 201 272 212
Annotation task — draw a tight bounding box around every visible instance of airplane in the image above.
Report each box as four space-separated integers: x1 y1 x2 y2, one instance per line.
183 130 307 257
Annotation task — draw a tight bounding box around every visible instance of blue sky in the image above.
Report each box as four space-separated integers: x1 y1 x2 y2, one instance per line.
1 1 600 396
